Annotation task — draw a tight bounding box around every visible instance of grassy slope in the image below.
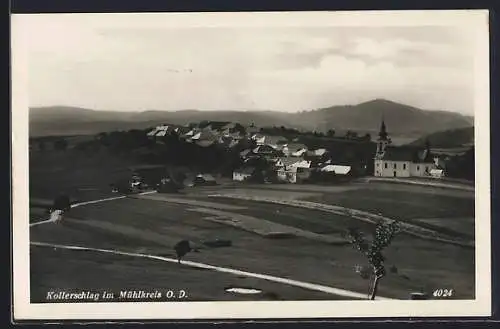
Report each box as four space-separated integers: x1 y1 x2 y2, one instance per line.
31 246 340 303
31 196 475 300
29 148 141 201
29 150 475 301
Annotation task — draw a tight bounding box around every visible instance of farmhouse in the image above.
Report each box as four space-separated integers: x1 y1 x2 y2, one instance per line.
374 120 436 177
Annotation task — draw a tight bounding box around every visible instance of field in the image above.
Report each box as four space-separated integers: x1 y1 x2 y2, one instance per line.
27 149 476 302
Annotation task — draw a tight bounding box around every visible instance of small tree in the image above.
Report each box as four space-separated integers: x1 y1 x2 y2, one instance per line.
345 221 400 300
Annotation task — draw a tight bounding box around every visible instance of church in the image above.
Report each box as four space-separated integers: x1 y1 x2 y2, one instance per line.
373 120 436 178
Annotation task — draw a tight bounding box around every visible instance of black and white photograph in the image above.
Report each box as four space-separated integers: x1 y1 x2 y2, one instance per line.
12 10 491 320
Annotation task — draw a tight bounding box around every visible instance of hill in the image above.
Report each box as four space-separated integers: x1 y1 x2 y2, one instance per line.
408 127 474 149
29 99 473 137
294 99 473 136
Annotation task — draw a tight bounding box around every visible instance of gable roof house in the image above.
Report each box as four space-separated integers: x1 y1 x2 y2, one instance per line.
147 125 180 137
274 157 310 183
275 157 308 169
305 148 329 161
192 130 219 147
281 143 308 157
250 133 266 145
181 127 200 141
253 144 281 157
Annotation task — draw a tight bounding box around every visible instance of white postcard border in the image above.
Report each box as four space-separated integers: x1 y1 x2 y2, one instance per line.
11 10 491 320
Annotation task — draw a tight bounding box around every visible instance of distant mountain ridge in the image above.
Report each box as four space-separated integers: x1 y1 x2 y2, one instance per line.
29 99 473 138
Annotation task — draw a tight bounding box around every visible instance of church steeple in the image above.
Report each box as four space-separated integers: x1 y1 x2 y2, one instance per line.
378 116 388 141
376 117 391 157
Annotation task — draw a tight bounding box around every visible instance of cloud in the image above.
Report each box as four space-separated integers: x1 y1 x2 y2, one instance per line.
21 16 476 114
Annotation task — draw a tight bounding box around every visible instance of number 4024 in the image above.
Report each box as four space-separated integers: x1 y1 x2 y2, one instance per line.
433 289 454 298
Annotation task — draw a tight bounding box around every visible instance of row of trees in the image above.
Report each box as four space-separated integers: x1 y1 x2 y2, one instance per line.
444 147 475 181
33 139 68 151
258 126 372 141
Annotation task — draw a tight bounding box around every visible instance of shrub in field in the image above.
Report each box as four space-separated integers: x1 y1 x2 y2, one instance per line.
345 221 401 300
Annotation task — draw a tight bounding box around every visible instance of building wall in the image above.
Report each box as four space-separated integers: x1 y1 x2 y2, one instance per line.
374 160 411 177
296 168 311 181
233 172 251 181
277 167 297 183
374 160 436 177
410 162 434 177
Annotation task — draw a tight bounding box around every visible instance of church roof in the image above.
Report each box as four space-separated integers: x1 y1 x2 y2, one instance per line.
381 146 434 163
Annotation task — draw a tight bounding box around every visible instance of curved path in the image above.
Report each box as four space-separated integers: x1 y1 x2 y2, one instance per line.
31 241 392 300
30 191 393 301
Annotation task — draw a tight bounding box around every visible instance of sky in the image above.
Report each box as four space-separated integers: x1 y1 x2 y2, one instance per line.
18 13 480 115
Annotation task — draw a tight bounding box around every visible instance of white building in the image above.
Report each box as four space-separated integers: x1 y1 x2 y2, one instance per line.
429 168 445 178
233 167 256 181
275 157 311 183
321 165 351 175
373 120 435 178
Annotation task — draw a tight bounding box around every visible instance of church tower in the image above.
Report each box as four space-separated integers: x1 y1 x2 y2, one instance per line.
375 118 391 158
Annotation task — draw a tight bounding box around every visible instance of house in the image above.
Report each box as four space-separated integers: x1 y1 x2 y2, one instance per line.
281 143 308 157
233 167 256 181
275 157 305 168
305 148 329 166
147 125 176 137
192 130 219 147
275 157 309 183
313 148 328 157
320 165 352 175
264 135 288 148
253 144 280 156
294 159 312 169
251 134 266 145
147 127 160 137
373 120 435 177
430 168 445 178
